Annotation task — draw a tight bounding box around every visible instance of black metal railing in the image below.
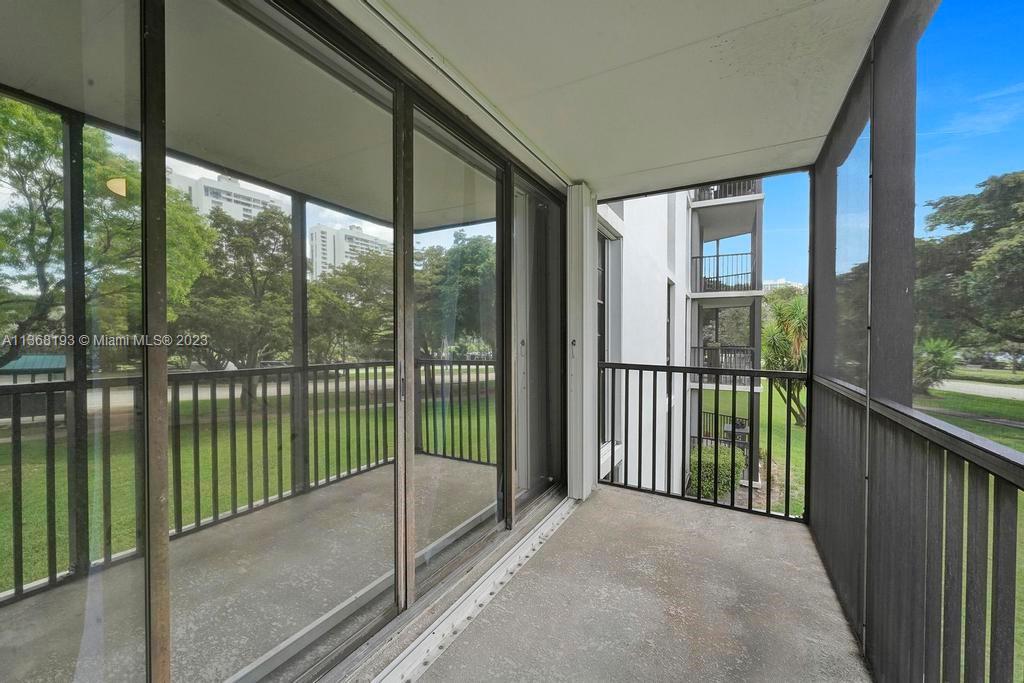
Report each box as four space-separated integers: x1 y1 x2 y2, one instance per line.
598 362 806 520
692 252 753 292
692 178 762 202
690 346 755 383
0 358 495 603
811 377 1024 680
415 360 497 465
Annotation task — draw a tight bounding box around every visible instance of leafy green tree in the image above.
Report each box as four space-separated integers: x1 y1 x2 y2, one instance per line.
916 171 1024 351
307 251 393 363
414 230 496 359
761 291 808 425
173 207 291 369
913 337 957 395
0 96 211 370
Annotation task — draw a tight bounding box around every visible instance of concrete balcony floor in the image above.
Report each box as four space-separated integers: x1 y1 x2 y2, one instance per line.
423 485 868 682
0 454 497 682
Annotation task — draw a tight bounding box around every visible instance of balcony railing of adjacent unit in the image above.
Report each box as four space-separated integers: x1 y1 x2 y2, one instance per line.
691 345 754 370
0 359 494 604
692 178 762 202
692 252 753 292
598 362 806 519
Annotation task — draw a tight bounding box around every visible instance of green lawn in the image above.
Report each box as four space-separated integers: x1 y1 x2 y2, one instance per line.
0 391 495 592
698 380 807 517
913 390 1024 453
950 366 1024 386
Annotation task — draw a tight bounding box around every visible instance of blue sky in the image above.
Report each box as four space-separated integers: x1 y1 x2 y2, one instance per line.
763 0 1024 283
916 0 1024 234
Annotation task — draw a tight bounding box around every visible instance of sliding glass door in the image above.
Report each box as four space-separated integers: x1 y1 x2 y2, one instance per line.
411 108 503 588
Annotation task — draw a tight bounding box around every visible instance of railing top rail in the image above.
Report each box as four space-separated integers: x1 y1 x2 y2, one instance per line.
871 395 1024 491
600 360 805 381
693 252 752 259
0 379 74 395
812 374 1024 490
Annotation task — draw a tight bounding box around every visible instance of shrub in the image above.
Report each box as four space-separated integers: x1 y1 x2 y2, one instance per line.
688 443 746 500
913 338 958 394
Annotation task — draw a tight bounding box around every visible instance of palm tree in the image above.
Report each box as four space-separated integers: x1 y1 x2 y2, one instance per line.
762 294 808 426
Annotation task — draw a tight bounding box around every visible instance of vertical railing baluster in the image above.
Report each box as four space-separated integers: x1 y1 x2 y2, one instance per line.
12 394 23 594
322 369 330 482
695 371 702 499
246 376 254 507
312 369 319 486
730 373 737 508
172 381 182 532
431 363 439 455
618 370 626 489
334 369 341 474
666 371 673 496
364 366 372 466
355 367 362 468
277 373 284 496
650 370 657 492
679 370 687 499
133 384 145 553
638 370 644 490
766 378 773 514
45 392 57 583
103 386 112 561
747 382 754 511
785 378 792 518
484 363 492 463
610 367 617 485
373 365 380 465
262 374 269 503
211 380 219 521
380 366 387 462
345 368 352 474
192 381 201 528
475 364 482 461
229 378 238 515
713 374 720 502
440 362 447 456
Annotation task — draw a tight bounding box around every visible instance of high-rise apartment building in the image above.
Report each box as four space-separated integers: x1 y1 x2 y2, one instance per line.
308 223 394 279
166 170 289 221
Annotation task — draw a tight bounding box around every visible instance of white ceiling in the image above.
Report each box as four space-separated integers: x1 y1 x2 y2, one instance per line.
353 0 888 198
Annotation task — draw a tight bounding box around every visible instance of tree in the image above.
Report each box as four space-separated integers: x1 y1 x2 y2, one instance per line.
173 207 291 369
916 171 1024 353
307 251 393 363
0 95 211 370
761 291 808 426
414 230 496 359
913 338 957 395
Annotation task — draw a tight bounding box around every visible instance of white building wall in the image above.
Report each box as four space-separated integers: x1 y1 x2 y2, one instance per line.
600 192 691 493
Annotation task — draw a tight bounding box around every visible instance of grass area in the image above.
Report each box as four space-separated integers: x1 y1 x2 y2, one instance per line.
913 390 1024 453
698 380 807 516
950 366 1024 385
0 391 496 592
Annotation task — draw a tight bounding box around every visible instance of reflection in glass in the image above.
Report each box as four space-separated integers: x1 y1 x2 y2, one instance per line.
413 109 501 587
166 0 395 677
834 122 871 387
0 1 146 678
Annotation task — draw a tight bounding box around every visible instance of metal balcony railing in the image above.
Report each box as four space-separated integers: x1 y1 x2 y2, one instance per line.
692 252 753 292
692 178 762 202
597 361 806 517
691 345 754 370
0 359 495 604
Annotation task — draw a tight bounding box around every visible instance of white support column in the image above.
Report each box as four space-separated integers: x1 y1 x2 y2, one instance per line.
566 183 598 500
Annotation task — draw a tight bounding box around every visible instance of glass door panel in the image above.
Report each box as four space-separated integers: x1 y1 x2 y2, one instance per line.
412 108 501 587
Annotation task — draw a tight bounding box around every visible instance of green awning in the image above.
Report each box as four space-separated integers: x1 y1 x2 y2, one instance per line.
0 354 67 375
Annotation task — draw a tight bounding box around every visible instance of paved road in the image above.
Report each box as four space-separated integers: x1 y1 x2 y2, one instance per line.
938 379 1024 401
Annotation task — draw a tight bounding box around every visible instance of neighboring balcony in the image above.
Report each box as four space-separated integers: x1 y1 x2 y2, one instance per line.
692 178 762 202
690 345 755 370
691 252 753 292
